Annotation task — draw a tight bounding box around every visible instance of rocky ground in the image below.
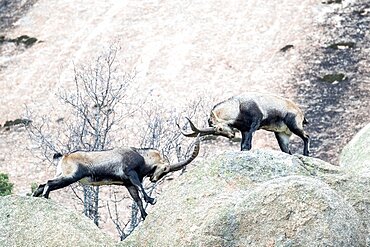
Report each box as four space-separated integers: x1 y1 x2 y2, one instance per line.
123 148 370 246
2 124 369 246
0 0 369 240
289 0 370 162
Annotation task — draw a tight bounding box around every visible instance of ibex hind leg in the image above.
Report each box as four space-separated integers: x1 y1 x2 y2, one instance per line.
274 132 292 154
285 113 310 156
33 184 46 197
40 165 90 198
42 177 79 198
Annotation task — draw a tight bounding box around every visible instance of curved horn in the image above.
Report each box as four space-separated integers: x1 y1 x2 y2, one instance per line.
178 118 217 137
169 134 201 172
179 118 234 139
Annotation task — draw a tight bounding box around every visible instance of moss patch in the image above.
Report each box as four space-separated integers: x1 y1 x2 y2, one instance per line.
328 42 355 50
322 0 342 4
0 35 39 48
320 73 346 84
280 44 294 52
3 118 32 129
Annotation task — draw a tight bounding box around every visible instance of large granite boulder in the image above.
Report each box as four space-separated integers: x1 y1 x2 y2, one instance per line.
121 150 368 247
2 143 369 246
340 123 370 177
0 195 115 247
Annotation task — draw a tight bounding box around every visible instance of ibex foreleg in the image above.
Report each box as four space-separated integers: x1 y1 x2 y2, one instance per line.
241 118 261 151
127 171 156 205
126 185 148 220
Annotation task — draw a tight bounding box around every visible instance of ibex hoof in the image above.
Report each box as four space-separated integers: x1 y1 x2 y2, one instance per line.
141 212 148 220
148 197 157 205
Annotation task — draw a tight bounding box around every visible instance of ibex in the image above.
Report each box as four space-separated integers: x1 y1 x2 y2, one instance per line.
180 93 309 156
33 136 200 220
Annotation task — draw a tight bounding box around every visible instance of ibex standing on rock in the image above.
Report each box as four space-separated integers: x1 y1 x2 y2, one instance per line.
180 93 310 156
33 136 200 219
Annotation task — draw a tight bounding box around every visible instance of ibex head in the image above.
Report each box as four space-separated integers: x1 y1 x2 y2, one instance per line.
139 135 201 183
208 111 235 138
178 115 235 140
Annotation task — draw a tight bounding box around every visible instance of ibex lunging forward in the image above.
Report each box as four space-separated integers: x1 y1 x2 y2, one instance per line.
180 93 309 156
33 136 200 219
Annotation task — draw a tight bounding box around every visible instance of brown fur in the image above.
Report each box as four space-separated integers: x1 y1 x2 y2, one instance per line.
33 138 200 220
183 93 310 155
215 93 310 155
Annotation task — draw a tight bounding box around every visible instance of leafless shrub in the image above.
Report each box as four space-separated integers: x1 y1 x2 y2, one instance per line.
26 44 214 240
26 43 137 226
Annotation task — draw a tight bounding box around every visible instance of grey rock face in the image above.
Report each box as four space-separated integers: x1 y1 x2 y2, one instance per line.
122 150 368 247
0 195 115 247
340 123 370 177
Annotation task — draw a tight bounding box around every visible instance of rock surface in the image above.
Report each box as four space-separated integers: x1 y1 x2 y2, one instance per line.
205 176 363 246
1 0 369 241
1 148 369 246
121 150 369 247
0 195 115 247
340 123 370 176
